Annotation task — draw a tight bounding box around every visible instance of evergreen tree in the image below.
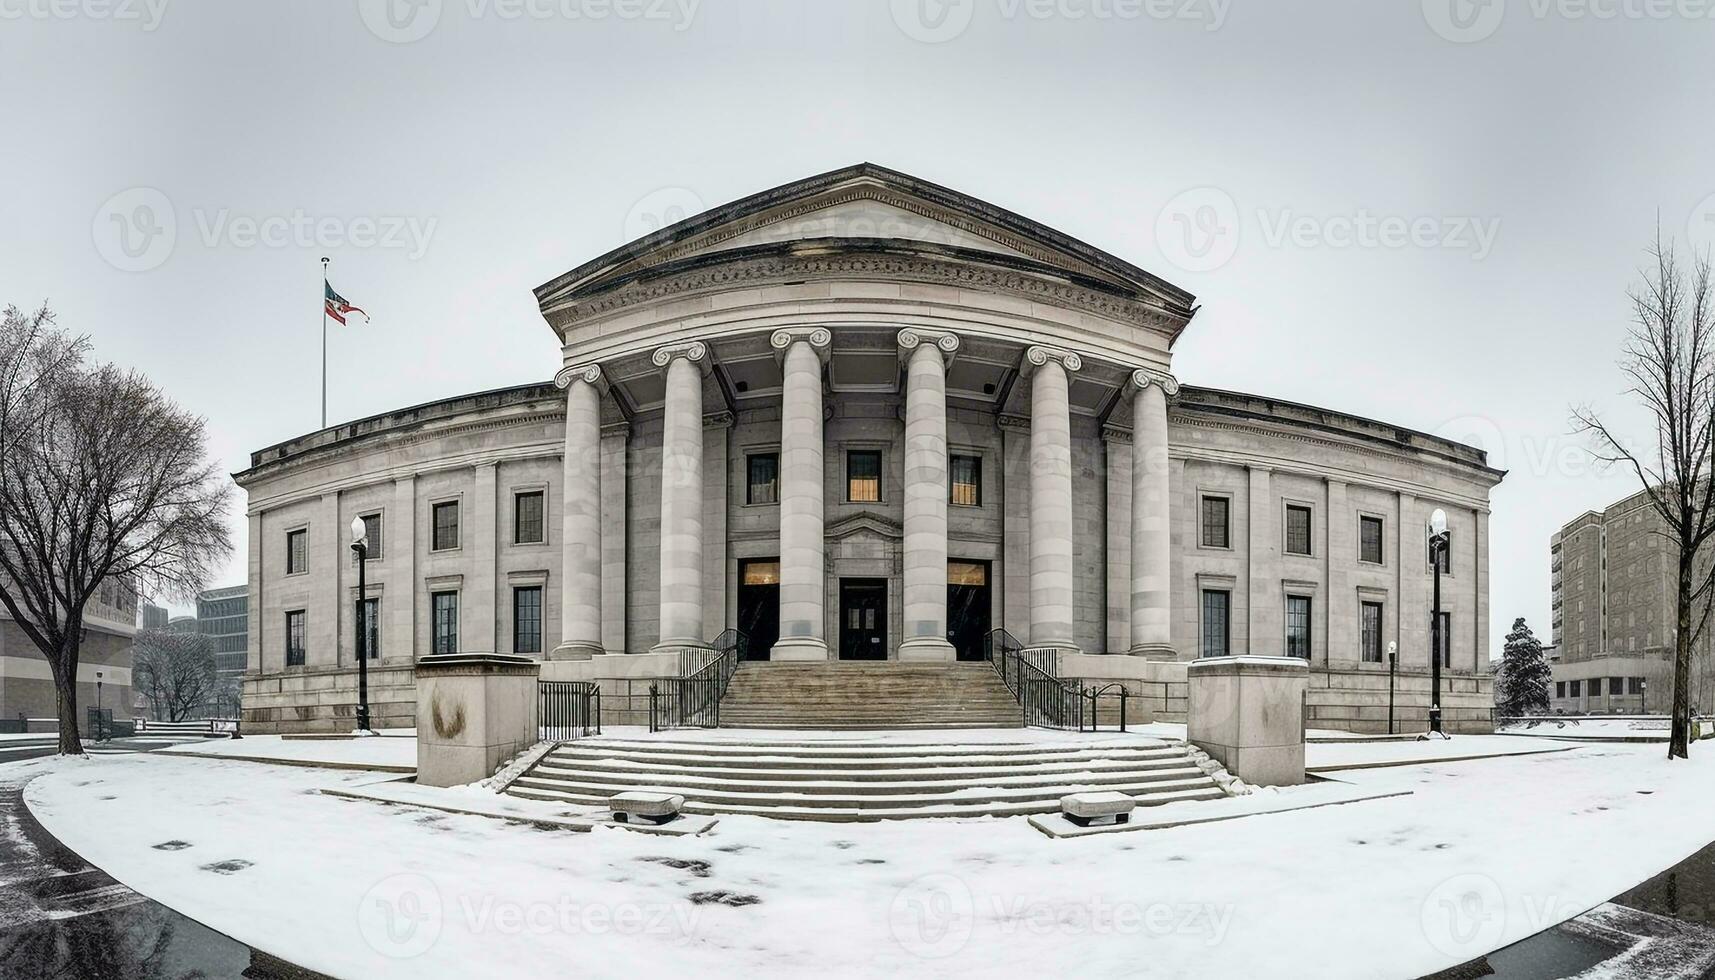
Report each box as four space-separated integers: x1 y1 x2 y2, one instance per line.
1496 618 1553 722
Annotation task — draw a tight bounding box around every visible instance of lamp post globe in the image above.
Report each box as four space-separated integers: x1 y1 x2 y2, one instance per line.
350 516 372 733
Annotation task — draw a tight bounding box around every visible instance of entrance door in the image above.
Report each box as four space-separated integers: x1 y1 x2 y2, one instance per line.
947 560 992 662
736 559 780 660
839 579 888 660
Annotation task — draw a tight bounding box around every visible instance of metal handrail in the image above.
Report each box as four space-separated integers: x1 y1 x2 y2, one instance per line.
539 680 601 741
650 630 747 732
981 629 1131 731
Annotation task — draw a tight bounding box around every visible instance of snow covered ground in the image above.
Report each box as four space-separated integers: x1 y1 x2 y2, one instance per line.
19 742 1715 979
158 733 417 770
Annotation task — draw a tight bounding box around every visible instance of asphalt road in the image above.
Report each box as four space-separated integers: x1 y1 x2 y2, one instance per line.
0 737 330 980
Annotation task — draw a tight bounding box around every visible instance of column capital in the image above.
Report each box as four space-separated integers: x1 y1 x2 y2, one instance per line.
997 413 1031 432
1130 367 1181 396
1101 423 1132 445
703 411 734 430
651 341 710 372
897 328 959 367
1025 344 1083 374
554 362 609 395
770 327 832 365
600 420 631 441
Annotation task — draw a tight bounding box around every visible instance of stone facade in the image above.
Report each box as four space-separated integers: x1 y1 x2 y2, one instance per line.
238 164 1504 735
0 585 136 727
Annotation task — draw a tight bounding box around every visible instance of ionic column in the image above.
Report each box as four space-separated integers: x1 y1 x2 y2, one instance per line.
652 342 709 651
771 328 832 661
1130 368 1179 660
1025 345 1083 654
898 328 959 662
554 363 606 660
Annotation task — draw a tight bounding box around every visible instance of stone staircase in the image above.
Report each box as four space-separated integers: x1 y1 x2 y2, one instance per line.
503 736 1229 821
716 662 1025 729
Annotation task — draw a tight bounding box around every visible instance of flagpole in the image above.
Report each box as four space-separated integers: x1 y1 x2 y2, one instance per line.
320 256 329 429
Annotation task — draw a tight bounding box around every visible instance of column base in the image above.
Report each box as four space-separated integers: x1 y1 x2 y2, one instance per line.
1127 643 1179 662
770 637 829 662
548 642 603 661
897 637 957 662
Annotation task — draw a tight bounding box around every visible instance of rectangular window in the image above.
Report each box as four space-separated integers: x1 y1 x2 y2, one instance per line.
514 491 545 544
432 501 460 552
432 591 459 655
356 513 383 560
1200 590 1231 658
286 528 307 575
1569 679 1582 698
847 450 881 503
1433 611 1451 668
1361 601 1384 663
950 454 982 507
1629 677 1645 695
1609 676 1624 698
1359 516 1384 564
1285 505 1313 556
1556 681 1566 698
1201 496 1230 549
360 597 380 661
1589 677 1603 697
1286 596 1312 660
513 586 542 655
747 453 779 505
285 610 306 666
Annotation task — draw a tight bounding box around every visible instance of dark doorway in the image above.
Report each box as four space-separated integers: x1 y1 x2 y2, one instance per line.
947 560 992 662
737 559 779 661
839 579 888 660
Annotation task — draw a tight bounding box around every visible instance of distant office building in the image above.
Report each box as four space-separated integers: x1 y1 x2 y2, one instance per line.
196 586 248 705
1550 492 1714 715
166 615 198 634
140 603 170 630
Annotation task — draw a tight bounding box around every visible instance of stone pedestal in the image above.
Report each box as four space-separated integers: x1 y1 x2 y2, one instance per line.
414 653 540 787
1187 656 1307 786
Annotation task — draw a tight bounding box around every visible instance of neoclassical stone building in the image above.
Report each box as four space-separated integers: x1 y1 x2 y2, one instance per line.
239 164 1504 733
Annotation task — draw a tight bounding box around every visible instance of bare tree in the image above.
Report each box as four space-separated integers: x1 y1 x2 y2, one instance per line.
133 628 218 722
1574 232 1715 759
0 306 232 754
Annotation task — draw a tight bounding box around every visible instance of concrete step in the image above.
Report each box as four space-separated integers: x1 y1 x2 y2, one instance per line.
506 732 1229 821
521 764 1209 796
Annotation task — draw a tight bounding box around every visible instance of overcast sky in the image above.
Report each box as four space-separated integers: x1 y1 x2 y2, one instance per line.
7 0 1710 652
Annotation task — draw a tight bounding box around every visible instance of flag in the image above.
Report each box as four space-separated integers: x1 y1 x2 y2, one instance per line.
325 281 368 326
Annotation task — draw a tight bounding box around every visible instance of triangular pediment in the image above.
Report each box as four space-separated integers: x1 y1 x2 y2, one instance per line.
535 163 1195 318
826 511 903 541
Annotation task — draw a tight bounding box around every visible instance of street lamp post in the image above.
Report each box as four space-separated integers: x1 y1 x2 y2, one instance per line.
1387 642 1398 735
95 670 104 742
1427 508 1451 739
350 516 373 734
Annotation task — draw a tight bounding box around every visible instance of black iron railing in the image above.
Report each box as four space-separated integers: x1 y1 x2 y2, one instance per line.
649 630 746 732
539 681 601 741
982 629 1130 732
